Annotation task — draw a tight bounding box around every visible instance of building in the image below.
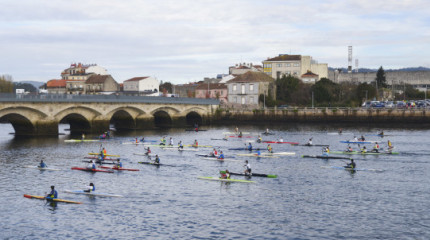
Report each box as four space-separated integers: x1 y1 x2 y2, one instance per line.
262 54 328 81
226 71 276 107
46 79 67 94
123 77 159 96
229 63 263 75
195 83 228 103
301 71 319 84
84 75 119 94
61 63 107 80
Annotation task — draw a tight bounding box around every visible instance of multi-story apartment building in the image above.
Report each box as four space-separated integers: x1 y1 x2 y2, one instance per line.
262 54 328 81
195 83 228 104
61 63 108 94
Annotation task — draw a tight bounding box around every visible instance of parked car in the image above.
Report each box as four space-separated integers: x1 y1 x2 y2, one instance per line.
278 105 289 109
385 101 394 108
371 101 385 108
396 101 406 108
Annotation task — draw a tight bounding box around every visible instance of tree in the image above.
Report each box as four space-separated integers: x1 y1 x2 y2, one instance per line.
356 83 376 102
0 75 14 93
159 81 173 94
276 75 301 103
375 66 387 88
14 82 37 93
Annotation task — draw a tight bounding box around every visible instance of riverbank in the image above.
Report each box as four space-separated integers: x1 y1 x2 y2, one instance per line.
212 107 430 124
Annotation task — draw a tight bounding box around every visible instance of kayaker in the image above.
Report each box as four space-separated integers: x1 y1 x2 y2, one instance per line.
353 136 358 141
361 146 367 153
169 137 174 146
135 138 139 143
307 138 313 146
322 147 330 156
338 128 343 134
102 147 107 155
220 169 230 179
244 160 252 175
267 144 273 153
38 160 47 168
345 159 356 169
194 123 199 131
193 139 198 147
346 145 353 152
145 147 151 155
255 150 261 156
247 142 253 151
81 133 85 140
218 151 225 160
372 142 380 153
239 131 243 137
265 128 269 134
378 131 384 136
154 155 160 164
257 135 262 143
160 137 166 145
84 183 95 193
212 148 218 157
87 160 96 170
235 126 239 133
116 159 122 169
140 137 145 142
359 135 365 141
223 135 228 141
388 140 393 150
106 130 110 138
178 141 184 149
46 185 58 199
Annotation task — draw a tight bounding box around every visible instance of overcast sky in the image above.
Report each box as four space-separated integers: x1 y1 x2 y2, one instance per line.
1 0 429 84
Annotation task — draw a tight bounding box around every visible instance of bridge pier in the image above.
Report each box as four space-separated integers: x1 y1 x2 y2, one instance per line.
136 116 155 129
91 120 110 134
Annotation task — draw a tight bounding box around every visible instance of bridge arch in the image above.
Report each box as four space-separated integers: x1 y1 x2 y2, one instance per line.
59 113 92 133
183 107 207 126
153 110 172 128
106 107 146 130
0 113 35 136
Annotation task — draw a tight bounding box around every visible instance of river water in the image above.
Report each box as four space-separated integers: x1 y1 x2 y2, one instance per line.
0 123 429 239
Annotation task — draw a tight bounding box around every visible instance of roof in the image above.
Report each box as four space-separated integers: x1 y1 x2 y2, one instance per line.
85 75 110 84
265 54 301 62
124 77 149 82
47 79 67 88
195 83 227 90
301 71 319 77
227 71 274 83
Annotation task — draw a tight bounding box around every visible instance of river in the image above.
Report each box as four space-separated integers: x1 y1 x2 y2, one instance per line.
0 123 429 239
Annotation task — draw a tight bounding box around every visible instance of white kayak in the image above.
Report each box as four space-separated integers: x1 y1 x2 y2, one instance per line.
200 157 240 162
163 148 199 151
198 176 255 183
223 132 251 135
64 190 123 197
24 166 61 171
235 154 279 158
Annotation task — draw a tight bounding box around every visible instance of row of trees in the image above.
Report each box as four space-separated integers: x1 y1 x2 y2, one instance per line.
261 67 428 108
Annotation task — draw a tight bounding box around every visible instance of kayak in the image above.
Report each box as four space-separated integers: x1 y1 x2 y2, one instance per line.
261 132 275 135
84 156 121 161
235 154 279 158
331 151 399 155
23 194 82 204
71 167 114 173
211 138 228 141
24 166 61 171
100 166 140 171
301 155 353 160
183 144 213 148
133 153 157 157
64 190 123 198
196 154 235 158
262 141 299 145
223 132 251 135
228 148 265 151
298 144 330 147
197 177 255 183
88 153 120 157
220 171 277 178
164 148 199 151
320 166 384 172
340 140 377 144
185 129 207 131
65 139 100 143
200 157 240 162
228 136 253 138
82 160 116 165
137 161 175 167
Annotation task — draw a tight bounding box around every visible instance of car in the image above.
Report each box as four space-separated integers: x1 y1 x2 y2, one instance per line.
278 105 289 109
385 101 394 108
371 101 385 108
396 101 406 108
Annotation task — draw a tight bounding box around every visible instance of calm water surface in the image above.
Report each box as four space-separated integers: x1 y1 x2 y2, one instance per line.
0 123 429 239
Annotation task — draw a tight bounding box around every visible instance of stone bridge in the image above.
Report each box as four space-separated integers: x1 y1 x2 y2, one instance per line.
0 94 219 136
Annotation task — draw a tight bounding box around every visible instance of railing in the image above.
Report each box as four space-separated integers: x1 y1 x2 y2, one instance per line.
0 93 220 105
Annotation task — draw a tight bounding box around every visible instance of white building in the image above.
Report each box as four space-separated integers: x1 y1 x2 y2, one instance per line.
123 77 159 96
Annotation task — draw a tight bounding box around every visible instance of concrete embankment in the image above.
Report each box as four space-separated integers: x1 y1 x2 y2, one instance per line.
213 108 430 124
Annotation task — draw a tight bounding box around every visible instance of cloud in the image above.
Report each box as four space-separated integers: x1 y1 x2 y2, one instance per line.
0 0 429 83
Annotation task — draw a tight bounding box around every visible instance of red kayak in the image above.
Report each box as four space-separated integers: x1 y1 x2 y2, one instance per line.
71 167 114 173
100 166 139 171
263 141 299 145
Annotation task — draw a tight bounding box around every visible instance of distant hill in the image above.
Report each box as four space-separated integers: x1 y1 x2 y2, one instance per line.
329 66 430 73
18 81 45 88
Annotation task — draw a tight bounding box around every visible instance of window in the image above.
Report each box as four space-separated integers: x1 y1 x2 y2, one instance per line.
286 63 291 67
234 97 237 103
250 96 254 103
233 84 237 91
241 97 245 104
286 71 291 75
249 84 254 91
241 84 245 94
294 63 299 67
294 72 298 75
277 64 282 67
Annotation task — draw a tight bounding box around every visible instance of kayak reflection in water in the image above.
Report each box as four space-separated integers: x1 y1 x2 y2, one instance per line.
84 183 95 193
46 185 58 199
